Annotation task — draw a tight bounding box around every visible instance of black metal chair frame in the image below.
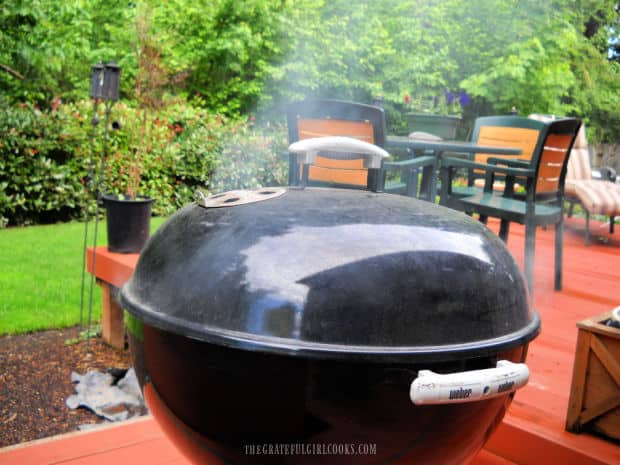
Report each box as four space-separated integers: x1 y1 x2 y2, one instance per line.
286 99 437 199
441 116 548 211
439 118 582 293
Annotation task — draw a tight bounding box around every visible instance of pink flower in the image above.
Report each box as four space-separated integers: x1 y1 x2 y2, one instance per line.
51 97 62 111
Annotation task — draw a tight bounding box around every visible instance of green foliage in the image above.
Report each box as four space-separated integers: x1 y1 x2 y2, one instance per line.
2 0 618 222
0 1 134 104
263 0 438 109
1 0 619 197
0 100 288 226
442 0 620 141
209 120 288 193
257 0 619 142
142 0 288 115
100 102 288 215
0 101 88 226
0 217 165 335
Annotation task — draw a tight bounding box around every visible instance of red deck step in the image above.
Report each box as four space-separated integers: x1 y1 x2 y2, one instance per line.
0 416 518 465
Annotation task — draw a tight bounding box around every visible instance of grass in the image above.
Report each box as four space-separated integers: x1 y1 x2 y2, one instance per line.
0 217 166 335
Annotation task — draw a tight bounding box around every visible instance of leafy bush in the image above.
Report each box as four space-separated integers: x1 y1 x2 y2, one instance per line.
0 102 88 226
99 102 288 215
0 101 289 226
209 120 289 193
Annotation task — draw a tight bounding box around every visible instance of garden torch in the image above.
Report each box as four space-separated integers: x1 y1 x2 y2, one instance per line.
80 62 122 352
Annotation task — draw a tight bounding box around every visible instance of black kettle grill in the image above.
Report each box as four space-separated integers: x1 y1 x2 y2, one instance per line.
121 182 539 465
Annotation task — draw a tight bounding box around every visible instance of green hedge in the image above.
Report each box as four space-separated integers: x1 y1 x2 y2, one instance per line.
0 101 288 227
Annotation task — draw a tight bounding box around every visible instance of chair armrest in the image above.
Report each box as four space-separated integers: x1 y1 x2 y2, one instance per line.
441 157 534 178
441 152 471 159
383 156 436 172
487 157 530 168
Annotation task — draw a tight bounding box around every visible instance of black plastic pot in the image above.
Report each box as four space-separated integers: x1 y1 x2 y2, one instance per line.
103 194 153 254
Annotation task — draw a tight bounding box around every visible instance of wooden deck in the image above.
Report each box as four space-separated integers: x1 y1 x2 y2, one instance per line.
1 215 619 465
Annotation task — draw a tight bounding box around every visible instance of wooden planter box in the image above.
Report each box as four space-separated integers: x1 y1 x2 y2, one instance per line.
566 311 620 441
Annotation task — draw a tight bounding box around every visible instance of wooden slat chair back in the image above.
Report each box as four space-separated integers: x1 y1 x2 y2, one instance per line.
296 118 375 187
529 114 591 196
474 125 541 165
287 99 386 189
535 131 575 194
469 116 545 187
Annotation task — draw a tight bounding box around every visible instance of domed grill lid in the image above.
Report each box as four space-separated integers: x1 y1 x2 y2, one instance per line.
120 188 539 362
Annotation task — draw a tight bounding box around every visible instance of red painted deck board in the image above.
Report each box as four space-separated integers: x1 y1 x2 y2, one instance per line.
86 246 139 288
484 216 620 465
0 418 187 465
0 417 515 465
2 216 620 465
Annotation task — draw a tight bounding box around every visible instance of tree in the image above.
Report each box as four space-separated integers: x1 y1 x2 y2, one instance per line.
457 0 620 141
149 0 288 114
0 0 618 141
0 0 134 104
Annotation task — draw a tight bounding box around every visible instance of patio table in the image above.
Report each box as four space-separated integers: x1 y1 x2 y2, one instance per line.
385 136 523 201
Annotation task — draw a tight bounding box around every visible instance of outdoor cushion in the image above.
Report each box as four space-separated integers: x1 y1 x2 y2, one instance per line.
529 115 620 244
564 126 591 196
572 179 620 216
565 146 592 197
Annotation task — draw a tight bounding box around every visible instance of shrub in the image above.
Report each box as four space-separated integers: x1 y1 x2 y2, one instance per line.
209 119 289 193
0 102 88 226
0 100 289 226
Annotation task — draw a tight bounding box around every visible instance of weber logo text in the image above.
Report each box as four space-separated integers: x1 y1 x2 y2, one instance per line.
449 387 472 400
497 381 515 393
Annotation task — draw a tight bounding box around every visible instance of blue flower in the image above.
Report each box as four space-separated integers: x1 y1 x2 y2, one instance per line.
458 91 471 107
444 90 456 105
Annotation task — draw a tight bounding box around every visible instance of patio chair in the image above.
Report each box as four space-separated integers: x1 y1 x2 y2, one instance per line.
286 99 436 199
439 118 582 293
529 114 620 245
441 115 546 211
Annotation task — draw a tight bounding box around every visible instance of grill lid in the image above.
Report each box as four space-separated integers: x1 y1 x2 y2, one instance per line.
120 188 539 362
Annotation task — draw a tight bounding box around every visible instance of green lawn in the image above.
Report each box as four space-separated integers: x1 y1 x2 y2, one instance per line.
0 218 166 335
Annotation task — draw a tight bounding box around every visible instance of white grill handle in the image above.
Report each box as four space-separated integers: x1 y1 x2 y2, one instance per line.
410 360 529 405
288 136 389 169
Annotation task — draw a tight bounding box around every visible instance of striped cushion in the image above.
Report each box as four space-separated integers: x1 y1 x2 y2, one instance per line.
565 147 593 196
565 179 578 197
572 124 588 149
572 179 620 216
566 147 592 183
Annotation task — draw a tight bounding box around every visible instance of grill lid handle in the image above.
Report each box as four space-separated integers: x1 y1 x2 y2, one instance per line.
410 360 529 405
288 136 389 169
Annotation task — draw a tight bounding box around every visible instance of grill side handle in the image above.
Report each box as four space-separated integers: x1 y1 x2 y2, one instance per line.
410 360 529 405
